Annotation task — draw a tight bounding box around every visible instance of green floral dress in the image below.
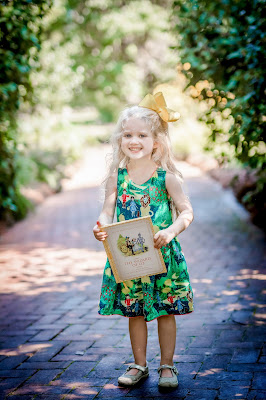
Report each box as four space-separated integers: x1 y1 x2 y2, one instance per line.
98 167 194 322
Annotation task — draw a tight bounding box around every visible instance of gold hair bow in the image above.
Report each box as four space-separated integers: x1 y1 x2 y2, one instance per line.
138 92 180 122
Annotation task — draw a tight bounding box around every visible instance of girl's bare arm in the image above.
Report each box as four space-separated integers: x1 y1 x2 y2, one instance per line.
93 172 117 241
154 172 194 248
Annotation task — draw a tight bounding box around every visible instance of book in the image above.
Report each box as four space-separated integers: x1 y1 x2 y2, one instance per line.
100 216 167 283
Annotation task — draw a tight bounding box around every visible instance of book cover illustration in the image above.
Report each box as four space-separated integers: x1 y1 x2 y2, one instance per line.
117 233 148 257
101 216 166 283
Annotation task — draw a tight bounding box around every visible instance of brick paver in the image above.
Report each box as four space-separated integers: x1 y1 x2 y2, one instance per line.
0 145 265 400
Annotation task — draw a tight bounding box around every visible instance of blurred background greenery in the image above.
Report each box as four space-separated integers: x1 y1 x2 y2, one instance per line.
0 0 265 229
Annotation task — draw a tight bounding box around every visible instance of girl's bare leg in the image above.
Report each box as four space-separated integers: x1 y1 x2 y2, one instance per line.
125 316 148 375
157 315 176 377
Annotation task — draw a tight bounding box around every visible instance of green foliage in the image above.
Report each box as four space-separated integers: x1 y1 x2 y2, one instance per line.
16 108 109 190
0 1 52 222
2 0 177 224
172 0 266 220
4 0 178 223
32 0 176 120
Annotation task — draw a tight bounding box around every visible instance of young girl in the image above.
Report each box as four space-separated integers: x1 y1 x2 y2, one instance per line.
93 92 194 389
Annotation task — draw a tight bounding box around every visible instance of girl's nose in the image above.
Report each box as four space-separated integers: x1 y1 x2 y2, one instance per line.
129 136 139 144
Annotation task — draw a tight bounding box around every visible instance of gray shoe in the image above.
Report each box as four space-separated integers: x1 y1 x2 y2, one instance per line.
118 362 149 386
158 364 179 388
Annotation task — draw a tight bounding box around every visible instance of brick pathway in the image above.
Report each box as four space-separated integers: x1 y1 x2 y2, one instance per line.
0 145 265 400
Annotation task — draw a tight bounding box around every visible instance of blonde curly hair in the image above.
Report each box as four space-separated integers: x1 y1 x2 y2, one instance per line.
105 106 183 177
102 105 185 219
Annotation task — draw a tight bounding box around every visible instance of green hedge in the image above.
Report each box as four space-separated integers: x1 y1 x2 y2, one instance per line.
0 1 52 222
172 0 265 226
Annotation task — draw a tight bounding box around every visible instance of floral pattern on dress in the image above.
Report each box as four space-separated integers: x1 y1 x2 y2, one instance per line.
98 167 194 322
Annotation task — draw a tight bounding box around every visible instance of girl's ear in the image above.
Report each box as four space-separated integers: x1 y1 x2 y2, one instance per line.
153 141 159 149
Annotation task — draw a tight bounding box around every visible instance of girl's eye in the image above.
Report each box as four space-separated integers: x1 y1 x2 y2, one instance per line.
139 134 146 138
124 134 131 138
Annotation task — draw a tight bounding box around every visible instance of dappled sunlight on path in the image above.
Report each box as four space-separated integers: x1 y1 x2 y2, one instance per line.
0 145 265 399
0 246 105 296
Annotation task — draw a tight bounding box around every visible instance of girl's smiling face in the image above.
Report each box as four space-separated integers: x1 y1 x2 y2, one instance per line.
121 117 157 160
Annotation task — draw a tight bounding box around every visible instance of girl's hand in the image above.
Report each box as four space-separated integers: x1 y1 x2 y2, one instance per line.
154 228 175 249
93 221 108 242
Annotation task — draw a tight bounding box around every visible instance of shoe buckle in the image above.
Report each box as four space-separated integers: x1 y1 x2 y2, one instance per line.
130 363 147 372
157 364 178 375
